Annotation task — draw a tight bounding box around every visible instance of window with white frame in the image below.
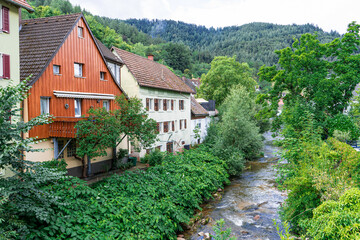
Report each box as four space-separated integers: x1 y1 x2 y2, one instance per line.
40 97 50 115
103 100 109 111
100 71 106 80
159 122 163 133
53 64 60 75
78 26 84 38
74 63 83 77
159 99 163 111
166 99 171 111
74 99 81 117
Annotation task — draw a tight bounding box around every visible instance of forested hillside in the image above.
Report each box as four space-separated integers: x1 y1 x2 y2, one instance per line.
23 0 341 78
125 19 341 68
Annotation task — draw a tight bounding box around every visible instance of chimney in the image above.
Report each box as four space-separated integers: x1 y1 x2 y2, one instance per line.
147 54 154 61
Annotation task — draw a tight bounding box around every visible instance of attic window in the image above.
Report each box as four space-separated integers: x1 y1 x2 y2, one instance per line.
100 71 106 80
77 26 83 38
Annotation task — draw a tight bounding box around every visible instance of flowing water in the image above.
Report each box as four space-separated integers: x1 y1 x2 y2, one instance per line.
186 132 287 240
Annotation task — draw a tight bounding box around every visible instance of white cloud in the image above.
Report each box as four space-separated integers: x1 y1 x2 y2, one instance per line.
69 0 360 33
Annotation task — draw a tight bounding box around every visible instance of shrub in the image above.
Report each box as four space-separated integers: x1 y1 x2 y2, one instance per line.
141 149 167 166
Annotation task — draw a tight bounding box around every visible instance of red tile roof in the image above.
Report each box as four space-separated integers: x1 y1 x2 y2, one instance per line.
4 0 34 12
112 47 194 94
95 38 123 64
20 14 82 84
191 96 208 117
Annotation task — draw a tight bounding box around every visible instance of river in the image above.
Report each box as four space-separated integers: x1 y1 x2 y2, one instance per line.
186 132 287 240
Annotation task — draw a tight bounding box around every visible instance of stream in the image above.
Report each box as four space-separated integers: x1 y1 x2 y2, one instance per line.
186 132 287 240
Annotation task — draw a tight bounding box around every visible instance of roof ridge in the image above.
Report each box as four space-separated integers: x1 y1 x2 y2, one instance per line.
21 13 81 24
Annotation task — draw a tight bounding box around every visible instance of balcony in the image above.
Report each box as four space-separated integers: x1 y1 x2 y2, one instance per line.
49 117 86 138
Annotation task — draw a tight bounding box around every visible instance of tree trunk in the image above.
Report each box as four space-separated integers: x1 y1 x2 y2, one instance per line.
81 156 87 178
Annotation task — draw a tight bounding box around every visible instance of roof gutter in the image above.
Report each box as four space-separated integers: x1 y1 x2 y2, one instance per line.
5 0 34 12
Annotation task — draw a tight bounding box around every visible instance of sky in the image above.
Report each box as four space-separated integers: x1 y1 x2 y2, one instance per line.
68 0 360 34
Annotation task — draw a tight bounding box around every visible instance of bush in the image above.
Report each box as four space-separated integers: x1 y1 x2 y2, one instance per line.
141 149 167 166
305 188 360 240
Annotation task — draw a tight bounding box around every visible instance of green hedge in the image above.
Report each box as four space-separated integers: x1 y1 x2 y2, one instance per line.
25 148 229 239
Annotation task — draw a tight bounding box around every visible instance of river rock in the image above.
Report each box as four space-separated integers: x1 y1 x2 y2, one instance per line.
254 215 260 221
177 235 184 238
198 231 205 236
204 232 210 239
217 188 223 192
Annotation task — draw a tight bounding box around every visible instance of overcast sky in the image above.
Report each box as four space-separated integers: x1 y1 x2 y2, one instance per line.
68 0 360 34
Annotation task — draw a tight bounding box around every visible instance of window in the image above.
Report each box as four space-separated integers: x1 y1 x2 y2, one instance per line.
197 122 201 128
74 99 81 117
167 100 171 111
74 63 83 77
1 6 9 33
179 100 184 110
149 99 153 111
154 99 159 111
166 142 173 153
163 99 167 111
67 140 76 157
164 121 169 133
53 65 60 75
103 100 109 111
159 99 163 111
40 97 50 115
0 53 10 79
100 71 106 80
146 98 150 111
58 140 64 159
78 26 83 38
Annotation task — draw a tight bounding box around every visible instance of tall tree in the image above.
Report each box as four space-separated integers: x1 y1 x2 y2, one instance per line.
258 22 360 138
0 80 66 237
198 56 257 105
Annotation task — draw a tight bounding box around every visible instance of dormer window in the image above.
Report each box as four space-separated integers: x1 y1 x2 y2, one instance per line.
77 26 83 38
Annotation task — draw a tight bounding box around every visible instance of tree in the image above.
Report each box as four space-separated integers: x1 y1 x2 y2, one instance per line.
258 22 360 138
75 95 157 177
0 80 66 237
163 42 192 72
198 56 257 105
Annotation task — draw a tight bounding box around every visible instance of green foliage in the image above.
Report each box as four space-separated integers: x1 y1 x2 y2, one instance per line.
211 219 236 240
24 147 229 239
273 220 292 240
75 95 157 177
162 42 192 73
141 149 167 166
305 188 360 240
0 80 68 237
40 159 68 172
258 22 360 138
198 56 257 105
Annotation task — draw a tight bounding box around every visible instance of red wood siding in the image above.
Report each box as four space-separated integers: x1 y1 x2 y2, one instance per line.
27 18 122 139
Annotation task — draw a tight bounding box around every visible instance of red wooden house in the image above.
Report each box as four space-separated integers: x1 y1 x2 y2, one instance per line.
20 13 126 177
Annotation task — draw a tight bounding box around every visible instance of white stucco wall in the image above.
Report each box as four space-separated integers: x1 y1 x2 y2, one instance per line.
190 116 212 145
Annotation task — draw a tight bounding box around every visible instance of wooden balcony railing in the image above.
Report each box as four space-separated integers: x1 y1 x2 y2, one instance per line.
49 117 86 138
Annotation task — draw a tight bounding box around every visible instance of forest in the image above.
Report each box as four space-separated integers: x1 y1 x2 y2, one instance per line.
23 0 340 79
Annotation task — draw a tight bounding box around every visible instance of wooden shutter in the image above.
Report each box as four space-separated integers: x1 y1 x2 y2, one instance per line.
3 54 10 79
171 100 174 110
164 122 168 133
156 122 160 133
2 7 9 33
163 99 167 111
154 99 159 111
146 98 149 111
172 121 175 131
184 119 187 129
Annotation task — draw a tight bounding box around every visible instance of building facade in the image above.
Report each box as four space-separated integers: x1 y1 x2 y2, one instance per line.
112 47 194 157
20 14 127 177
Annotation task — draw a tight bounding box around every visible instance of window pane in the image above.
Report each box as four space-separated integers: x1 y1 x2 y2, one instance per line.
103 100 109 111
75 99 81 117
53 65 60 74
40 97 49 114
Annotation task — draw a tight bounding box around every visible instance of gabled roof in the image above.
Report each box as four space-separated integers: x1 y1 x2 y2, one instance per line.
182 77 201 94
20 13 81 84
4 0 34 12
112 47 194 94
95 38 123 65
191 96 208 117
